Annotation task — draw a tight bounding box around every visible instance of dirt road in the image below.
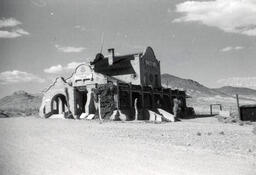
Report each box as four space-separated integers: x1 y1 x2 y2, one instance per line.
0 117 255 175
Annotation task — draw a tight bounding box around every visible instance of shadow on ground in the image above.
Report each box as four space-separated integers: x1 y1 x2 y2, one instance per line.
183 114 217 119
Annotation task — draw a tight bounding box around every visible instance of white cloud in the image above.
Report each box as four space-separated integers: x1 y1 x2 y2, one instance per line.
44 62 84 74
0 28 30 38
66 62 83 69
43 64 63 74
15 28 29 35
0 70 45 84
221 46 244 52
30 0 47 7
173 0 256 36
0 30 21 38
221 46 232 52
55 44 85 53
0 18 30 38
217 77 256 89
0 18 21 28
235 46 244 50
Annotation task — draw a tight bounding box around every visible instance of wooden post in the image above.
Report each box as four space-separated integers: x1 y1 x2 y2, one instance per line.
98 95 102 121
129 83 132 107
129 84 133 118
134 98 138 120
184 91 187 108
141 86 144 109
116 82 120 110
236 94 240 119
141 86 144 120
210 105 212 115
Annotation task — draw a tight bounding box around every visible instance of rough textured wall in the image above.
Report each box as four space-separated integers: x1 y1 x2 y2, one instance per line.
92 83 116 119
140 47 161 88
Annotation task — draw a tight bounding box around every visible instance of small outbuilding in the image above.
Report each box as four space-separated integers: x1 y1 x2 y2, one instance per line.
239 104 256 121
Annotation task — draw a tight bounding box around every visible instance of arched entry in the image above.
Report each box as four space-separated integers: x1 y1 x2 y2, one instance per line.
74 87 88 117
50 94 67 115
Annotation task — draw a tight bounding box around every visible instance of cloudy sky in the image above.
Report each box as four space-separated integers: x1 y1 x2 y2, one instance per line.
1 0 256 97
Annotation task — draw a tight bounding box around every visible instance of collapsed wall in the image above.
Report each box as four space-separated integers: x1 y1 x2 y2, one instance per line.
92 83 116 119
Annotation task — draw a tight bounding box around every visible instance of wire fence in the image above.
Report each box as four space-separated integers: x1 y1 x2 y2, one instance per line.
192 105 239 115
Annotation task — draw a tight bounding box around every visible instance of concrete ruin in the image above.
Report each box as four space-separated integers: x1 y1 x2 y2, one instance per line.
39 47 187 121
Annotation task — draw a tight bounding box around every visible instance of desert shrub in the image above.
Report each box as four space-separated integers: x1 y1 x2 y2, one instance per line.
219 131 225 135
207 132 212 136
0 107 39 117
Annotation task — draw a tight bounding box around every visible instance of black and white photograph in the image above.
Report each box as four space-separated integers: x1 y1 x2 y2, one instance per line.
0 0 256 174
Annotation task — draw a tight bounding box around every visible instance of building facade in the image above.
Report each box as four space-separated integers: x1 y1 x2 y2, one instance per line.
93 47 161 88
39 47 187 120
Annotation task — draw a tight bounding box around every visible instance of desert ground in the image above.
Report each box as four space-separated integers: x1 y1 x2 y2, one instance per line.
0 117 255 175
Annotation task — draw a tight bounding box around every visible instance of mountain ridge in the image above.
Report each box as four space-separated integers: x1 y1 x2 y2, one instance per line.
161 74 227 97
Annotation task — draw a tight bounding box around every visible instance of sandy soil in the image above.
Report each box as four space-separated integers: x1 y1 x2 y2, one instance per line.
0 117 255 175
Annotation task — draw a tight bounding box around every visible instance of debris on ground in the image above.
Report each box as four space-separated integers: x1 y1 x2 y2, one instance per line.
219 131 225 135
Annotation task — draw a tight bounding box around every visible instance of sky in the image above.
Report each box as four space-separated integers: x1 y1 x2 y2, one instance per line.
1 0 256 97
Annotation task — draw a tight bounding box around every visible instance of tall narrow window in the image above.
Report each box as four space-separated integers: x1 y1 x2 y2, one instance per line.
155 75 158 87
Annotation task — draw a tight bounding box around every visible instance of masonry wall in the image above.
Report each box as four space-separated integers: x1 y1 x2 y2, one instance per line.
112 55 141 85
139 47 161 88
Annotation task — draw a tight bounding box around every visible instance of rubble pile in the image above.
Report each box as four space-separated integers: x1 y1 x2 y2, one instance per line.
217 111 240 123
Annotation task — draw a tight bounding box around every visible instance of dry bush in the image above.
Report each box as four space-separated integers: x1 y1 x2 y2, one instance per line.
219 131 225 135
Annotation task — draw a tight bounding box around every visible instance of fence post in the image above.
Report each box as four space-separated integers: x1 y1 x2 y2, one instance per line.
236 94 240 120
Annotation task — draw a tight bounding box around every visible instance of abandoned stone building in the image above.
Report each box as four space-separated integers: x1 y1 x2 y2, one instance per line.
39 47 187 120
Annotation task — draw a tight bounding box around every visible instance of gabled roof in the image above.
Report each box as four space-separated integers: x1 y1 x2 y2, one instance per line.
91 46 157 76
92 54 139 76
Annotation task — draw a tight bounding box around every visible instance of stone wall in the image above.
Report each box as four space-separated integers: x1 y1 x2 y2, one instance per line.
92 83 116 119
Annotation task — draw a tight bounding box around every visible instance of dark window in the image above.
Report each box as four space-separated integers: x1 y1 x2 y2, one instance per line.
155 75 158 87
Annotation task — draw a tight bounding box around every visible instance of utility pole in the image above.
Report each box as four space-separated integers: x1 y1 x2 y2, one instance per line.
236 94 240 120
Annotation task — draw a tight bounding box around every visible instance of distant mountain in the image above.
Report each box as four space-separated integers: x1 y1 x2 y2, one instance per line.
213 86 256 97
0 90 42 117
161 74 226 97
161 74 256 113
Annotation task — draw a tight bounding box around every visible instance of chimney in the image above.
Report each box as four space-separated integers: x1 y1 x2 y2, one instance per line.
108 48 115 65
